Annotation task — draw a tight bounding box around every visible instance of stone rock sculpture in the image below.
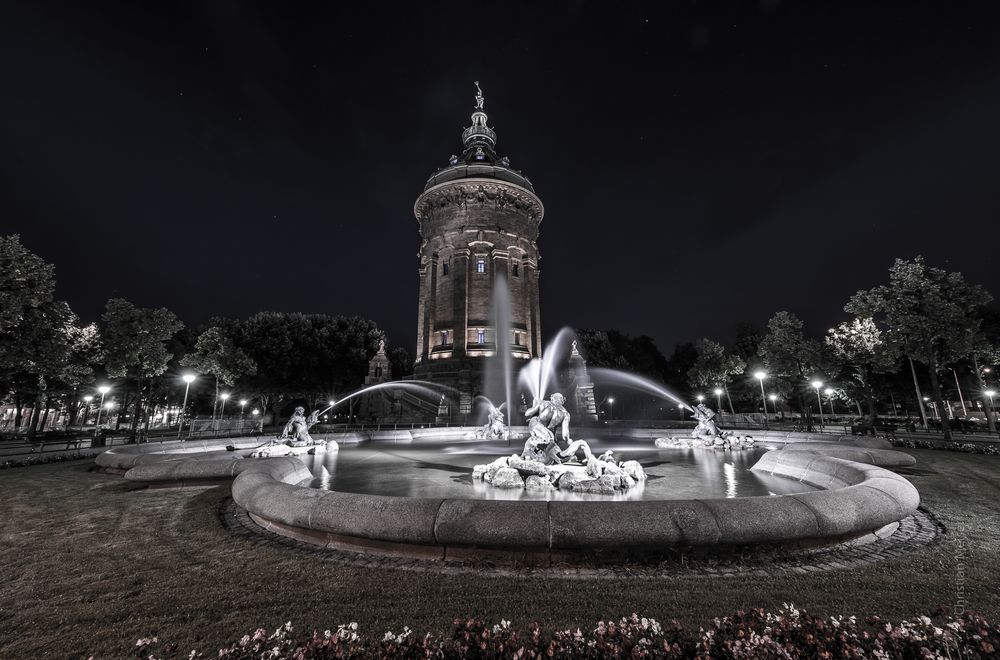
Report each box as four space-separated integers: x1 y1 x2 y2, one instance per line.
691 403 721 439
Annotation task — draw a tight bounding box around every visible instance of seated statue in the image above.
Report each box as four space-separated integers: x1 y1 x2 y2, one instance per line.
280 406 321 445
521 393 594 465
691 403 720 439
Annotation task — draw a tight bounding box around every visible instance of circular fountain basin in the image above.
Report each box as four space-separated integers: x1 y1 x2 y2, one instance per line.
300 439 818 501
97 428 921 557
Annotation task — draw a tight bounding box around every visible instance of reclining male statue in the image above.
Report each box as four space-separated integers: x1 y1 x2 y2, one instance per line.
521 392 594 465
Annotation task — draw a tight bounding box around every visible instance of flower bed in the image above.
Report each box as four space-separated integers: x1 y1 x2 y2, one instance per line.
894 437 1000 456
1 451 99 469
128 606 997 659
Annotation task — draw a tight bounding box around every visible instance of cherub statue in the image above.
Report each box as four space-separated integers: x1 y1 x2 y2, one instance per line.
280 406 321 445
476 402 508 442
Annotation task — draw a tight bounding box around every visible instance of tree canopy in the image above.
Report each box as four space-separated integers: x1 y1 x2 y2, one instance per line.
846 256 992 439
0 235 56 332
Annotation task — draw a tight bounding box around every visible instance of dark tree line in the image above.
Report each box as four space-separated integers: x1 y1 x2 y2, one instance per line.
576 257 998 440
0 235 411 439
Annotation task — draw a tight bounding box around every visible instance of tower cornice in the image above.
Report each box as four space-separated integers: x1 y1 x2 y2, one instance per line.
414 178 544 223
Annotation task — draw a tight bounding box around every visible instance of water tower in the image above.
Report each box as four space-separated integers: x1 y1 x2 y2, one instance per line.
412 83 544 415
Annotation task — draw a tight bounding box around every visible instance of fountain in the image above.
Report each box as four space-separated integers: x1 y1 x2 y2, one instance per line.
97 325 923 559
467 396 509 443
653 402 757 450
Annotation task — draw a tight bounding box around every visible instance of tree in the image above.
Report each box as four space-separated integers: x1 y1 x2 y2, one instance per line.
758 311 827 430
181 325 257 418
235 312 384 419
846 257 992 441
0 235 55 332
573 329 630 370
825 317 899 419
0 300 93 435
388 346 413 380
970 307 1000 433
687 338 746 414
101 299 183 441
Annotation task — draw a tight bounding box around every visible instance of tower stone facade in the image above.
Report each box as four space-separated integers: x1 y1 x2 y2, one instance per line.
412 84 544 414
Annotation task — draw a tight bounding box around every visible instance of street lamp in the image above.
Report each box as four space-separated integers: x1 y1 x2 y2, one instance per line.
923 396 938 419
82 395 93 426
754 372 768 416
984 391 994 418
94 385 111 430
177 374 196 439
825 388 836 417
608 396 615 420
239 399 248 428
103 400 115 430
219 393 230 430
713 387 723 412
769 394 777 413
812 380 825 429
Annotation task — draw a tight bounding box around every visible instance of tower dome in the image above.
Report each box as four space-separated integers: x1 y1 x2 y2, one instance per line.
422 81 537 194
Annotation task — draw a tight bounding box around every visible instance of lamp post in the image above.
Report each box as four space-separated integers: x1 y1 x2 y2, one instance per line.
103 401 115 435
239 399 248 429
812 380 825 429
714 388 722 412
923 396 938 420
608 397 615 421
754 372 768 416
251 408 260 433
82 395 93 426
825 388 836 418
769 394 777 414
984 391 994 425
94 385 111 430
218 393 230 431
177 374 196 439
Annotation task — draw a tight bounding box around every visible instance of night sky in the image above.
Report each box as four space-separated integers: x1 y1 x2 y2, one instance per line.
3 1 998 355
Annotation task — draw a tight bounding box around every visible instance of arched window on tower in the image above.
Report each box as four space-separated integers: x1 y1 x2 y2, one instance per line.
476 257 486 273
511 262 520 277
477 328 486 344
442 262 449 276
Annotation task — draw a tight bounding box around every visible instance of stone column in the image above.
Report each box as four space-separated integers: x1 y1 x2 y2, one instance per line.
452 249 469 358
421 253 439 360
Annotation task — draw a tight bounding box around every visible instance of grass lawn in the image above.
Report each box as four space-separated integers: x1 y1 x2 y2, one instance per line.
1 448 998 657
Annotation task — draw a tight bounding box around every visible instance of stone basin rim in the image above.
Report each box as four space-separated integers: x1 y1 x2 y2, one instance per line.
95 428 920 551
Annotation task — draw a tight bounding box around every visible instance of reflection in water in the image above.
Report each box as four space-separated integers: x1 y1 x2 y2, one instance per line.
723 462 737 498
303 437 819 502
